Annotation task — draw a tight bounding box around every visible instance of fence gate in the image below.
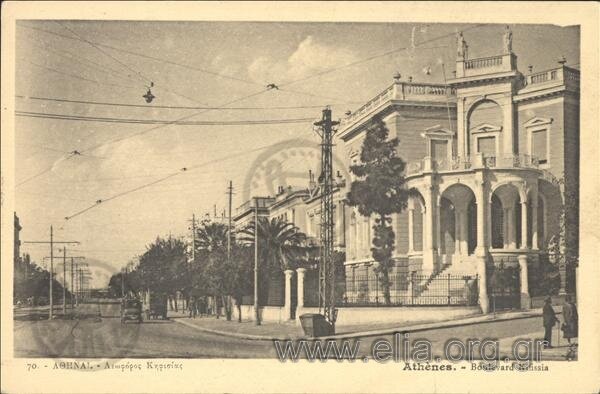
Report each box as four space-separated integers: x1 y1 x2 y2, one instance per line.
488 263 521 310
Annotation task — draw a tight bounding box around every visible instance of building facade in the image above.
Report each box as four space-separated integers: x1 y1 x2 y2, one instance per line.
235 29 579 317
338 29 579 312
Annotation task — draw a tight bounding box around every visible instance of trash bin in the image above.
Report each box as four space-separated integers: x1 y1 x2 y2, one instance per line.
299 313 334 337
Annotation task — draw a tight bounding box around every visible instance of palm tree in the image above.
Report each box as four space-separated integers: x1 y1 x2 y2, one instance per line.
238 217 309 305
195 220 229 255
239 217 308 273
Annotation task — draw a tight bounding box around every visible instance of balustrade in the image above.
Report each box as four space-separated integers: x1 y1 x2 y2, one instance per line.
464 55 503 70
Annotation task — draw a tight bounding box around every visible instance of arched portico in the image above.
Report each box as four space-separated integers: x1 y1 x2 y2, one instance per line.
439 183 477 262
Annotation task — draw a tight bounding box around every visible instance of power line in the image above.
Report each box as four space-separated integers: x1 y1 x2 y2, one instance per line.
50 22 211 107
23 36 141 86
22 59 138 90
62 136 315 221
278 24 486 88
20 23 264 88
16 95 346 110
78 88 271 154
16 110 316 126
54 21 152 86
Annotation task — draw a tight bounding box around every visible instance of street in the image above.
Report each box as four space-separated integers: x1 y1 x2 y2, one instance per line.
14 301 573 361
14 302 276 358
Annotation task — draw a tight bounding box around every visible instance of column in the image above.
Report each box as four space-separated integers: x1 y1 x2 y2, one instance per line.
475 180 489 313
502 208 509 249
454 209 460 255
531 192 539 250
436 200 442 270
408 208 415 253
508 205 517 249
284 270 294 320
296 268 306 309
460 209 469 255
521 201 528 249
518 255 531 309
423 186 436 272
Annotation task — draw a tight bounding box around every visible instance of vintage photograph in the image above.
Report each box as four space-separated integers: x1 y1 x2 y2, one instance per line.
3 3 598 392
11 18 581 361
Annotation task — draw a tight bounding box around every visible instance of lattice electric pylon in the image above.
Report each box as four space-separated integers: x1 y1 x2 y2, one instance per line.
314 107 339 327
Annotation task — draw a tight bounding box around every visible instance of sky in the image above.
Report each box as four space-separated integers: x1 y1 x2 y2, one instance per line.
13 21 579 286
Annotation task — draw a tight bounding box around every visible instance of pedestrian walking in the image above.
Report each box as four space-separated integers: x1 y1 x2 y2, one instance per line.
561 295 578 344
542 296 558 348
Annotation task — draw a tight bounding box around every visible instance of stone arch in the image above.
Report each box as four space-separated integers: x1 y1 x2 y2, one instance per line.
440 183 477 256
490 180 528 203
466 99 503 156
491 183 523 249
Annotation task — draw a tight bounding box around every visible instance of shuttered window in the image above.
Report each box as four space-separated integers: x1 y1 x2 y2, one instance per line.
532 129 548 164
477 136 496 157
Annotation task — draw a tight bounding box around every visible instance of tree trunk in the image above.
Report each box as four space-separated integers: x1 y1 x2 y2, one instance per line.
381 267 391 305
237 303 242 322
222 295 232 321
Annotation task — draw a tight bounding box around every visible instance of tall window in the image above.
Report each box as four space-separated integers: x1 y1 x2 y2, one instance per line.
532 129 548 164
477 136 496 157
431 140 448 161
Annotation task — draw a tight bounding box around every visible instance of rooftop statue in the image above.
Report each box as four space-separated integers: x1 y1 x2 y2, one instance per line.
503 25 513 53
457 31 468 59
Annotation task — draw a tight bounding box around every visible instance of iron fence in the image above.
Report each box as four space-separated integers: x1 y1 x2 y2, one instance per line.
337 272 479 307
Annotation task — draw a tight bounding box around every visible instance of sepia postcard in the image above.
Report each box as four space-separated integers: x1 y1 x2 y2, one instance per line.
1 2 599 393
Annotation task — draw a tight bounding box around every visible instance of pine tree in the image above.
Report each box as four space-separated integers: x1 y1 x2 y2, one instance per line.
346 118 409 305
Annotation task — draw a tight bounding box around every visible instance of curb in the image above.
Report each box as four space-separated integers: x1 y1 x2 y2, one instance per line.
173 310 545 342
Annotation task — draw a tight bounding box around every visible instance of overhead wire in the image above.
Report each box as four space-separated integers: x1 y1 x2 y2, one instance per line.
63 135 318 221
16 110 317 126
54 21 152 86
19 23 265 88
277 24 486 88
16 95 348 110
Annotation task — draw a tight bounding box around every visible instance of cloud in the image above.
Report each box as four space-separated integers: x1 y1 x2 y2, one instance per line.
248 36 358 84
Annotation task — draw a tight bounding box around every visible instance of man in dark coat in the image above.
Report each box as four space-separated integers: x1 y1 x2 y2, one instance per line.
542 296 558 348
562 295 578 344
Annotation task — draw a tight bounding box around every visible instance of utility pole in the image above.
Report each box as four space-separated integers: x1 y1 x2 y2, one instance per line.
23 226 79 320
43 255 85 311
314 107 339 331
254 197 260 325
227 181 233 261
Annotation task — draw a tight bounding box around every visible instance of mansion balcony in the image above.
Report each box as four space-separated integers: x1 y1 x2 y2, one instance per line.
339 80 456 133
515 65 580 101
406 153 540 176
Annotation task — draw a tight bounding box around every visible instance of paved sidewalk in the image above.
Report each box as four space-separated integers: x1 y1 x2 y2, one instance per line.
172 308 552 341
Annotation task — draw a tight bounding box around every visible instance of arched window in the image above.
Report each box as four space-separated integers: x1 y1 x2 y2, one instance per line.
467 100 503 157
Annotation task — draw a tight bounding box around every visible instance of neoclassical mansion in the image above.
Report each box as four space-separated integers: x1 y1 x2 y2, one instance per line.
235 30 579 315
338 30 579 312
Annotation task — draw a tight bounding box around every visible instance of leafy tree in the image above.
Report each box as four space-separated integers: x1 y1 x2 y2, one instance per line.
136 236 188 310
346 118 409 305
